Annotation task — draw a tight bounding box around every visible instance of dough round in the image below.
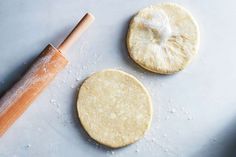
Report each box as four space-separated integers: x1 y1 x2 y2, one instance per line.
77 69 152 148
127 3 200 74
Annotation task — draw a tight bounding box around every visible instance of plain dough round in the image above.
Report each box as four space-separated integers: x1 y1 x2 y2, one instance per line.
77 69 152 148
127 3 200 74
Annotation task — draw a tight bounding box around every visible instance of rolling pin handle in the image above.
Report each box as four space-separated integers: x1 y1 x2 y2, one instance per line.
58 13 95 53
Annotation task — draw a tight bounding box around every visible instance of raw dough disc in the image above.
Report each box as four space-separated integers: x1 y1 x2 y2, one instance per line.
77 69 152 148
127 3 200 74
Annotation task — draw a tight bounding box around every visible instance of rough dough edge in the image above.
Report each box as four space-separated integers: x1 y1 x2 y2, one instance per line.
77 69 153 148
126 2 200 74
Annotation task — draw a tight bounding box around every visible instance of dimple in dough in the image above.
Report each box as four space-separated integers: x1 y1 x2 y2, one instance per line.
77 69 153 148
127 3 200 74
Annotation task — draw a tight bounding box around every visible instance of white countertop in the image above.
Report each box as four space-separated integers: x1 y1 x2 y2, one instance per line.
1 0 236 156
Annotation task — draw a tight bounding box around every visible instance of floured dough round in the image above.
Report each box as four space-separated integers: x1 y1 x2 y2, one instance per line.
127 3 200 74
77 69 152 148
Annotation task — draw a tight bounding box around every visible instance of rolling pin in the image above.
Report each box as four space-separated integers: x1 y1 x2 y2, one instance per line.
0 13 95 136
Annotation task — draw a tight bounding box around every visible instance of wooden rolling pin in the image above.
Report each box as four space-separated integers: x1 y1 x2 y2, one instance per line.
0 13 95 136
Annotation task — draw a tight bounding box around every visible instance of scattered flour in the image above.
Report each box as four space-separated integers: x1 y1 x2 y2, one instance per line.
24 144 31 149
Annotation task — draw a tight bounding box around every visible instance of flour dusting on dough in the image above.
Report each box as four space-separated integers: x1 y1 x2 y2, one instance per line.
134 10 172 44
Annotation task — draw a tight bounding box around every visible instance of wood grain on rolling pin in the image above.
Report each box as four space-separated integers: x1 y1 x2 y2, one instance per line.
0 44 68 136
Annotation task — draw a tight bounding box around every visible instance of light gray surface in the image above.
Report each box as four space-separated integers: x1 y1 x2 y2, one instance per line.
0 0 236 156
